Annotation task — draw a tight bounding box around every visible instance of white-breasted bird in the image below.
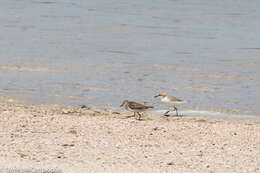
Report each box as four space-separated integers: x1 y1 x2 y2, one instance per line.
154 92 185 116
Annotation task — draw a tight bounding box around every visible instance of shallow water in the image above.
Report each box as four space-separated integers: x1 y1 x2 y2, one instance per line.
1 0 260 118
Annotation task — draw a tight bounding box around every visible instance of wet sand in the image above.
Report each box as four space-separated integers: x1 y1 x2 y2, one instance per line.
0 104 259 172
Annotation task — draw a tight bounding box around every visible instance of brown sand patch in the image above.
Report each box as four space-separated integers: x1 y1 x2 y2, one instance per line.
48 94 83 100
217 61 260 67
182 87 225 93
0 65 69 73
0 96 29 103
60 84 113 92
0 89 38 94
195 73 246 80
83 86 113 92
149 65 200 71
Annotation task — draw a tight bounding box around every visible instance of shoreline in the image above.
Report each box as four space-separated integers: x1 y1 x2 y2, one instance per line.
1 99 260 121
0 103 259 172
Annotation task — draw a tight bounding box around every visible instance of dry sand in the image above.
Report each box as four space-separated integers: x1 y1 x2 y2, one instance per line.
0 104 259 173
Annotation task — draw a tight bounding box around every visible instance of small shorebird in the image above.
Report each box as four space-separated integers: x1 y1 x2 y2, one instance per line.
154 92 185 116
120 100 153 120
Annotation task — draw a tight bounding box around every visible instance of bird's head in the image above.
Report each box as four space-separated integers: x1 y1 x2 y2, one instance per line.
120 100 128 107
154 92 167 98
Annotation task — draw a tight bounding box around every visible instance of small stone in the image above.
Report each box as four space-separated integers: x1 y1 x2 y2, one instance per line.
62 109 69 114
153 127 158 131
144 144 152 147
69 130 77 135
112 112 121 115
167 162 174 165
18 153 27 158
62 144 74 147
80 105 90 109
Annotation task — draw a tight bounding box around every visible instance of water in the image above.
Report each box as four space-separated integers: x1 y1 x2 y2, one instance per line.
1 0 260 119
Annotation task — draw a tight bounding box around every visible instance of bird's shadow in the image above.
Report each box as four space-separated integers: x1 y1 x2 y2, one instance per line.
163 114 185 117
121 115 146 121
123 115 135 119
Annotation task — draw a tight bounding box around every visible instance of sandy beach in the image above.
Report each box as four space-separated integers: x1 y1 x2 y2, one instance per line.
0 103 259 173
1 1 260 172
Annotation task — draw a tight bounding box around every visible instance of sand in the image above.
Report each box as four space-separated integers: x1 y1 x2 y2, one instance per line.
0 103 259 173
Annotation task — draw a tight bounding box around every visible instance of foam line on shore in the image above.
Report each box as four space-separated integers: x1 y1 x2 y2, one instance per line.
150 109 260 120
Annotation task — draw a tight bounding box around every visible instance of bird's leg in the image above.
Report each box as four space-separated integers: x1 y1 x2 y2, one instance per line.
174 106 178 116
164 110 170 116
137 112 142 120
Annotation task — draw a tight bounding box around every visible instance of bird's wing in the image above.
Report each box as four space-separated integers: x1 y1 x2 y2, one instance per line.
168 96 183 102
128 102 151 109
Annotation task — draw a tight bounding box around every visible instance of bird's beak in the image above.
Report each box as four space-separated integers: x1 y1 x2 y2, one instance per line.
154 95 159 98
120 103 123 107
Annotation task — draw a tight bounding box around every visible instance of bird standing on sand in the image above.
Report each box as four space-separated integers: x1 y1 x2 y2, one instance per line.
154 92 185 116
120 100 153 120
